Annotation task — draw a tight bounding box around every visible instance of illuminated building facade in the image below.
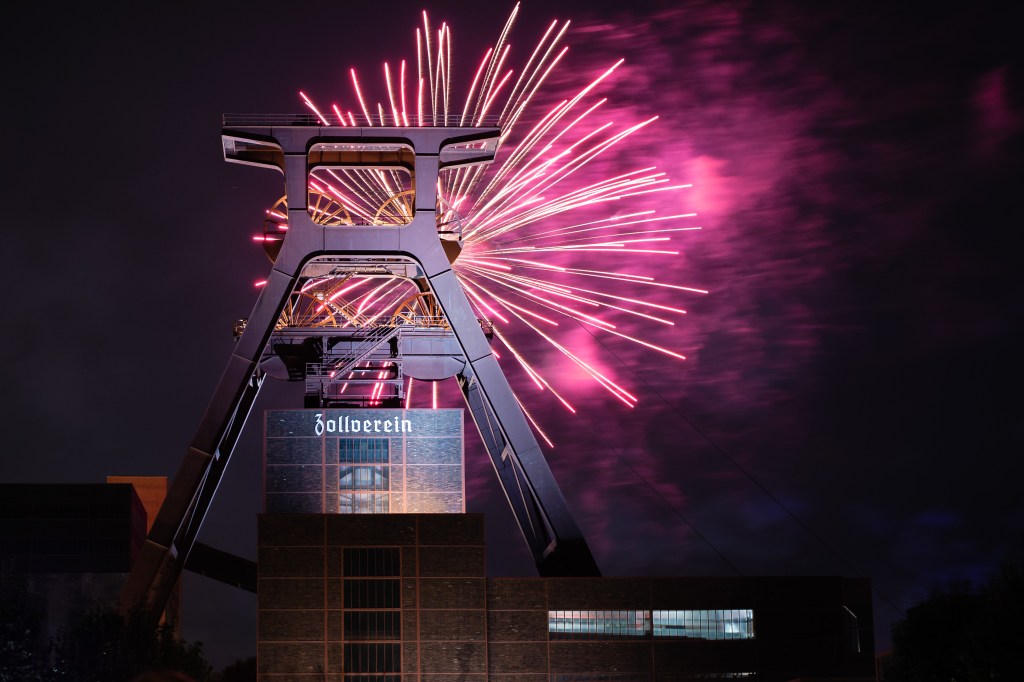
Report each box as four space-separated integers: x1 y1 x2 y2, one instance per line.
256 409 875 681
264 409 464 515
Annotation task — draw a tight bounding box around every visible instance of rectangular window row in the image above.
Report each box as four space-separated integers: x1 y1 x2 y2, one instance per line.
340 438 390 464
344 579 401 609
652 609 754 640
340 493 390 514
340 466 389 491
548 609 755 641
548 611 649 639
344 548 401 577
344 611 401 640
342 643 401 673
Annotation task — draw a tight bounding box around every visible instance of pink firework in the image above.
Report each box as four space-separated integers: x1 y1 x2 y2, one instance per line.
267 4 704 431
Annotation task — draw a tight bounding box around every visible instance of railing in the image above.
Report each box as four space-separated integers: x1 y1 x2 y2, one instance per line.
436 196 464 239
223 113 501 128
305 324 398 395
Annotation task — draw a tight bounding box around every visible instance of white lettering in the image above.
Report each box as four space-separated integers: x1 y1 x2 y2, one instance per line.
314 411 414 435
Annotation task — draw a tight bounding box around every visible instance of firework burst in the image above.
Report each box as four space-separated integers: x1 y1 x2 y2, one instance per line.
262 3 704 428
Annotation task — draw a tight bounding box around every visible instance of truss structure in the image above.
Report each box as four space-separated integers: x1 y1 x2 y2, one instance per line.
121 123 600 614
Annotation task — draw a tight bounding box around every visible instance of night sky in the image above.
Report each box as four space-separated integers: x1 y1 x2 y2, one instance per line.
2 0 1022 669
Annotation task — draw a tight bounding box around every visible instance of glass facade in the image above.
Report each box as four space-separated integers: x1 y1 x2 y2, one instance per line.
549 609 755 641
340 465 390 490
264 408 465 514
652 610 755 640
549 610 650 639
340 438 390 463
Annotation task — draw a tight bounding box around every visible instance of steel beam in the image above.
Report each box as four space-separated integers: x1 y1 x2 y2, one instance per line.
122 124 599 615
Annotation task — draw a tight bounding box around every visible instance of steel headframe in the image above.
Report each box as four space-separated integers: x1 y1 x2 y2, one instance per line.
120 123 600 615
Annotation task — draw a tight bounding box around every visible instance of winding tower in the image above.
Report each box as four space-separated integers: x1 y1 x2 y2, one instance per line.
121 118 601 614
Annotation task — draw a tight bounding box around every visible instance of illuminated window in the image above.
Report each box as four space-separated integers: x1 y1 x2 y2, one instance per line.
548 609 756 641
652 609 754 640
548 611 650 640
340 438 389 464
340 466 389 491
339 456 390 514
339 493 389 514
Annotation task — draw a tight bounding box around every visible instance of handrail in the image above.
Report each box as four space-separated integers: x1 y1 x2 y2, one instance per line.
223 113 500 127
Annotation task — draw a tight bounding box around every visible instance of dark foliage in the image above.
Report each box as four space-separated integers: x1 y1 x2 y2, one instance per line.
213 657 256 682
49 606 212 682
885 543 1024 681
0 568 212 682
0 565 49 682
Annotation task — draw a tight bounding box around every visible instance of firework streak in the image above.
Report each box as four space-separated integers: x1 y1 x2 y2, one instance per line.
277 4 706 425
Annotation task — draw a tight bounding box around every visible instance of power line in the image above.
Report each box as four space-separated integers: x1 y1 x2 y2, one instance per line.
566 406 743 576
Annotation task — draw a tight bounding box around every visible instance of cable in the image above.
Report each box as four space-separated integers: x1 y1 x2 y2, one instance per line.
566 406 744 577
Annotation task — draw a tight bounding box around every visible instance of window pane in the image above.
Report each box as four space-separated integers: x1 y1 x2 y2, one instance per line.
343 643 401 673
339 493 390 514
340 466 390 491
340 438 390 464
344 579 401 608
344 611 401 640
652 609 754 640
344 548 401 576
548 610 650 640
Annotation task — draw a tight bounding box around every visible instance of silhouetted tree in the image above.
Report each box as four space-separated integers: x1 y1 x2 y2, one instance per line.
973 543 1024 679
0 564 50 681
886 542 1024 681
886 580 979 682
49 606 212 682
214 657 256 682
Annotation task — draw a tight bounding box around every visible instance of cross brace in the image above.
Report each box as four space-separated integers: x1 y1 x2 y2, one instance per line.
121 125 599 614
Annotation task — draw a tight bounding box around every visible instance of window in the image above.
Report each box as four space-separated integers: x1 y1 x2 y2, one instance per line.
340 493 390 514
548 611 650 639
340 438 389 464
344 579 401 609
344 548 401 576
652 610 754 640
344 611 401 640
548 609 756 641
340 466 389 491
342 643 401 672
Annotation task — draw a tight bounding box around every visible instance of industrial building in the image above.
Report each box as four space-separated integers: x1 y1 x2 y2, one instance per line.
256 409 875 681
